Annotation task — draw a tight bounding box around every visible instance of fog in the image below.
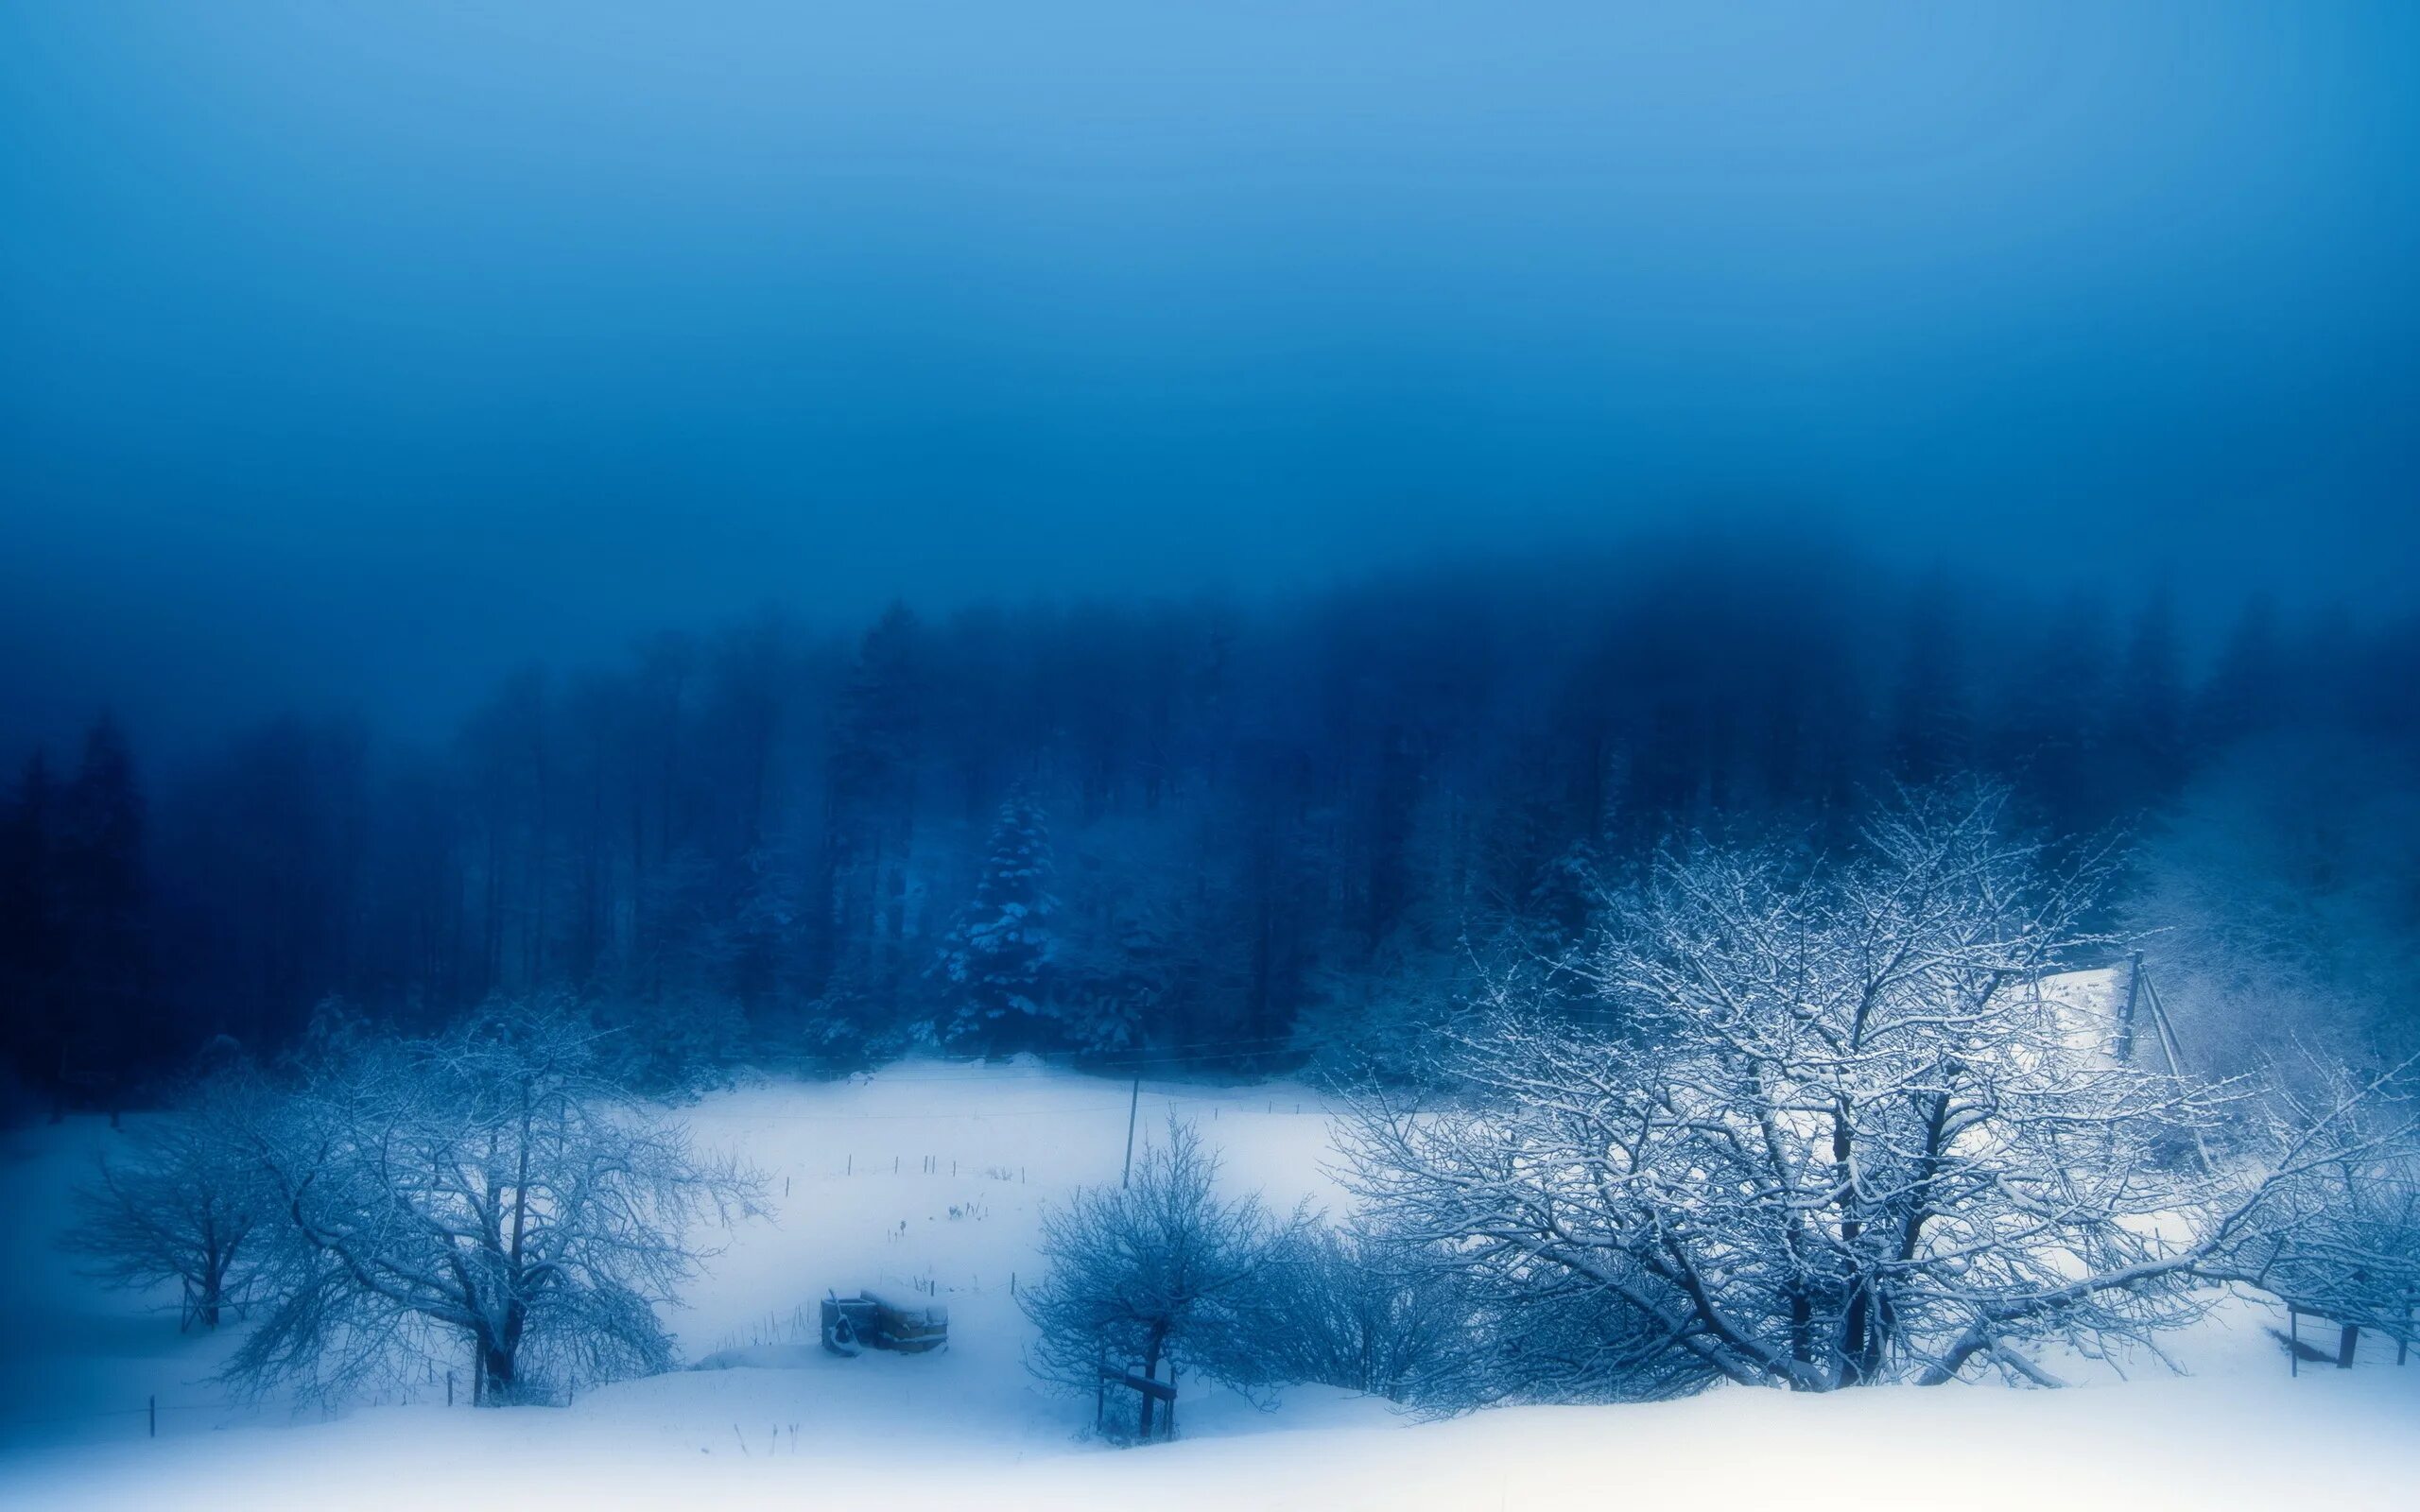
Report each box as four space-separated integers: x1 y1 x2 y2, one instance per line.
5 2 2416 757
9 13 2420 1494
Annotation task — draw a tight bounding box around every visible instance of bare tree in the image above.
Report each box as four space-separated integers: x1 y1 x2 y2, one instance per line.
233 1005 762 1403
1021 1120 1287 1439
62 1065 269 1331
2204 1064 2420 1361
1343 786 2323 1397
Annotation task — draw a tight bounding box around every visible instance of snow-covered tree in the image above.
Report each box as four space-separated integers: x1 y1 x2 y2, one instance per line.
62 1064 271 1331
233 1004 761 1403
939 790 1062 1056
1344 786 2311 1396
1021 1120 1288 1439
2207 1065 2420 1360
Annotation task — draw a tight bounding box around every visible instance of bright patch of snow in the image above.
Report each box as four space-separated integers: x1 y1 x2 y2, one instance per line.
1 1059 2412 1510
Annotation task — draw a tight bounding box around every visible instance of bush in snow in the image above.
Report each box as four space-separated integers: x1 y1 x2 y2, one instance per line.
61 1061 273 1331
1222 1220 1481 1407
1021 1119 1292 1440
588 988 749 1098
231 1003 762 1404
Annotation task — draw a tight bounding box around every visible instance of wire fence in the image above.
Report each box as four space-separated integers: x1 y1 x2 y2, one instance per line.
0 1355 599 1444
0 1395 278 1444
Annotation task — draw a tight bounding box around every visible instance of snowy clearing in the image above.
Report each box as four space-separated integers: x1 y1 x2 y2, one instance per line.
3 1048 2413 1510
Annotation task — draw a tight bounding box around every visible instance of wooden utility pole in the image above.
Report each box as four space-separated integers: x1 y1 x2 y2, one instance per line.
2115 950 2144 1062
1122 1074 1141 1187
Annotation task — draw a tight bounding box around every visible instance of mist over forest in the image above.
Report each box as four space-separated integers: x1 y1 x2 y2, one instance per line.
5 6 2417 1505
7 533 2416 1109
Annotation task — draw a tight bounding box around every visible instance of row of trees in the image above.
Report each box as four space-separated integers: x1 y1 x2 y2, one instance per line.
1024 789 2419 1429
8 539 2417 1108
0 717 150 1115
65 1006 759 1404
63 782 2413 1425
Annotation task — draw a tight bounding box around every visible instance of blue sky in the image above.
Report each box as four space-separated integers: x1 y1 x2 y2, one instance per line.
3 3 2414 749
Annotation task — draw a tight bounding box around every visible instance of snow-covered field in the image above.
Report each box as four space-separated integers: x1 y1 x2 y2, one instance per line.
2 1052 2414 1510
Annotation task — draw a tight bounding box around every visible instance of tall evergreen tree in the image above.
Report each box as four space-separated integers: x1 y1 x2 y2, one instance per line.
2197 595 2286 749
1887 572 1972 786
1991 589 2118 837
55 716 148 1108
815 604 927 1044
940 789 1061 1056
0 752 64 1105
2112 587 2188 811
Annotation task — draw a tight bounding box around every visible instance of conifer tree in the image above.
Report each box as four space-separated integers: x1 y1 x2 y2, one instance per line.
940 789 1060 1056
1887 572 1972 785
2113 587 2188 809
2197 595 2286 748
56 716 147 1108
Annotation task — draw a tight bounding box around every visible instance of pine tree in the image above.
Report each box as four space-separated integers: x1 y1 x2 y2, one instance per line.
814 603 925 1045
56 716 148 1108
2197 595 2286 748
1887 572 1973 786
940 789 1060 1057
0 752 63 1106
1993 589 2118 838
2112 587 2188 811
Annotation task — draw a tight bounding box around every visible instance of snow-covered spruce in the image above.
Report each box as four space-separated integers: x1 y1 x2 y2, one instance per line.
939 789 1067 1057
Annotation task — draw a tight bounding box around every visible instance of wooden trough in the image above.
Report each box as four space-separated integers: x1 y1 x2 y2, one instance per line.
821 1290 949 1355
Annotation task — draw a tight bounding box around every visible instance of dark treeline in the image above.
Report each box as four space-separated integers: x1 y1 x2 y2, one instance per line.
6 534 2416 1109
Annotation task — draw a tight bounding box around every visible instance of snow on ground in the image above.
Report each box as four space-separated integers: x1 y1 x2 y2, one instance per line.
2 1055 2414 1510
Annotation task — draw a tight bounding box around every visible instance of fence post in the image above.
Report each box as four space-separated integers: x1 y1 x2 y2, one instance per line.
447 1369 454 1407
148 1396 155 1438
2290 1307 2300 1377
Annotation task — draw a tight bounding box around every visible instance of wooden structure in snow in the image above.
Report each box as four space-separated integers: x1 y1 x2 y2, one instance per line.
820 1291 949 1355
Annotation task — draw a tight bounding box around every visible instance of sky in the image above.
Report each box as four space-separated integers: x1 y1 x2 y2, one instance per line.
3 2 2415 757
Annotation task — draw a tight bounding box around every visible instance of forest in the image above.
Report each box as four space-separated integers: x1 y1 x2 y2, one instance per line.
7 534 2416 1114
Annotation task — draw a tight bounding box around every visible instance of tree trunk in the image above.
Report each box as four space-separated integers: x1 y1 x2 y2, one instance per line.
1137 1328 1169 1439
480 1342 516 1402
477 1309 526 1405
